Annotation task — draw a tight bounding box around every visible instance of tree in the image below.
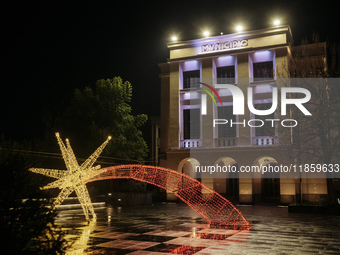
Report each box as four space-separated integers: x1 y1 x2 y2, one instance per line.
0 137 70 254
55 77 148 163
281 36 340 204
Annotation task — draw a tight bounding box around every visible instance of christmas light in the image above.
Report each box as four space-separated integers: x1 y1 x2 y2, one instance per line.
29 133 111 221
88 164 250 229
29 133 249 228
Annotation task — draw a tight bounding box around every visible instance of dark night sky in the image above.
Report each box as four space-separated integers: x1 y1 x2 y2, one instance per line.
1 1 339 141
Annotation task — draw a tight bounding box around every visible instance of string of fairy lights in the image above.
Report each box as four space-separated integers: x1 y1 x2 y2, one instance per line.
0 146 164 165
28 133 112 221
1 133 164 221
3 134 251 227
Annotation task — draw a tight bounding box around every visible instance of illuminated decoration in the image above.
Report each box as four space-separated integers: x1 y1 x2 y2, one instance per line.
172 36 177 42
87 165 250 229
274 20 280 26
29 134 249 227
29 133 111 222
203 31 210 37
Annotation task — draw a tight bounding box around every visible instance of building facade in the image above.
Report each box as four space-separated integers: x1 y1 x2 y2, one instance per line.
158 26 328 204
150 116 161 166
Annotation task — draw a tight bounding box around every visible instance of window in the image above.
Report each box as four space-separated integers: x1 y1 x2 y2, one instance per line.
217 106 236 138
183 70 200 89
253 61 273 81
254 103 275 137
216 66 235 84
183 109 200 139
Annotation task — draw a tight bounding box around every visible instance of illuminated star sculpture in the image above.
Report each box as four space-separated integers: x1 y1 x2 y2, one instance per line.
29 133 111 221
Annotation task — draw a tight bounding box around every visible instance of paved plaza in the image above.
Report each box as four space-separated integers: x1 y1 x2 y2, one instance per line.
57 203 340 254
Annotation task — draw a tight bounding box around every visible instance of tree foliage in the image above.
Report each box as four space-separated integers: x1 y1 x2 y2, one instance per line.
286 39 340 162
281 37 340 203
286 79 340 165
0 137 70 254
55 77 148 162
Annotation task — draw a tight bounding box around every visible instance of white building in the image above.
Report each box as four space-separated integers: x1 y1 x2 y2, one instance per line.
158 25 328 204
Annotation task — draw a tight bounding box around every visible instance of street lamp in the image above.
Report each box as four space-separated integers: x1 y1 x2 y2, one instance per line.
236 25 243 32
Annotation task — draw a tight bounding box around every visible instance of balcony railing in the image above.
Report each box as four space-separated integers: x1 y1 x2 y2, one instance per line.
181 137 276 148
214 138 238 147
252 136 275 146
181 139 200 148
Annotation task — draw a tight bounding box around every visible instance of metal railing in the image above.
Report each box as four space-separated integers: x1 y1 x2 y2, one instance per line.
252 136 275 146
181 139 200 148
214 138 238 147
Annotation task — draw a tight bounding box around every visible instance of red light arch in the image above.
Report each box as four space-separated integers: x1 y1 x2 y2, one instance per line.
87 164 250 229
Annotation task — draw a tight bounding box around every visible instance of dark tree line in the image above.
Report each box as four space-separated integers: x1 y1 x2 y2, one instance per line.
281 35 340 204
0 77 149 253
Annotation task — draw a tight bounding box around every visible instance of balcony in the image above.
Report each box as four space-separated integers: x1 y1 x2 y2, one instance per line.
181 139 200 148
252 136 275 146
214 138 238 147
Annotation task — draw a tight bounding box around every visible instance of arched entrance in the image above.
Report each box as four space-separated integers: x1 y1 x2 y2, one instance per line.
214 157 239 203
261 164 280 203
253 156 280 204
176 158 201 203
178 157 200 178
88 164 250 229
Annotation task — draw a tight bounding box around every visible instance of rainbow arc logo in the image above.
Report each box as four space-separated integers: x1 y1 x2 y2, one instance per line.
197 82 222 115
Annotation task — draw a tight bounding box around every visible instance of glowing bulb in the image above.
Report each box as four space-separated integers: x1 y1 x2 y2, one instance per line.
236 25 243 32
274 20 280 26
108 136 112 140
171 36 177 42
203 31 209 37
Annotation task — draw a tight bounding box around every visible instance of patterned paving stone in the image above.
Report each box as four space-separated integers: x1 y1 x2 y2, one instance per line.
59 203 340 254
97 239 159 250
144 230 192 237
